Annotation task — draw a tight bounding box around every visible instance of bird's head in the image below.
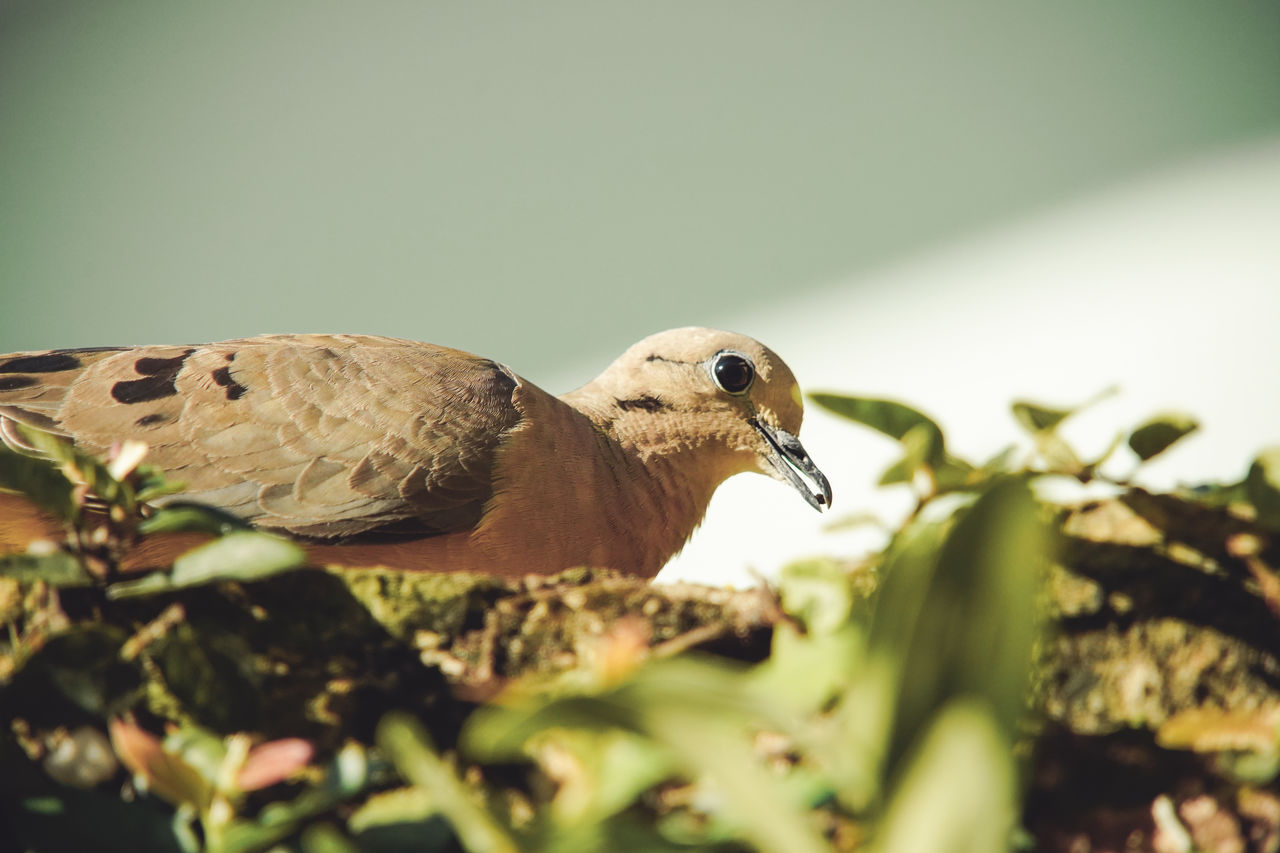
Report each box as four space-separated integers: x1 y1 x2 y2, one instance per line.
566 327 832 512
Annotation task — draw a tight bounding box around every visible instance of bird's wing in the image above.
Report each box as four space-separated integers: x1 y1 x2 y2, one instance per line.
0 334 522 538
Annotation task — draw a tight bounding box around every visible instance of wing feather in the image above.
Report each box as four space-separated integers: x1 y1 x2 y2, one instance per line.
0 335 522 538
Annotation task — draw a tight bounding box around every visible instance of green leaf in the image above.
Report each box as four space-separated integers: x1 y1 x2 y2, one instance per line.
170 533 305 588
107 533 305 598
15 426 127 509
348 787 437 833
532 728 676 826
878 422 941 486
638 676 831 853
377 713 520 853
300 822 360 853
932 456 978 493
1036 430 1084 476
221 814 319 853
1128 412 1200 462
872 700 1016 853
865 517 950 668
0 445 77 522
871 478 1047 769
1011 400 1074 434
0 550 92 587
161 725 228 786
227 784 359 852
811 394 947 463
1011 386 1117 436
815 658 898 811
978 444 1020 474
137 504 253 537
465 654 827 851
751 622 864 716
105 573 175 599
812 393 982 493
464 695 642 762
132 469 187 505
777 557 859 635
1246 446 1280 529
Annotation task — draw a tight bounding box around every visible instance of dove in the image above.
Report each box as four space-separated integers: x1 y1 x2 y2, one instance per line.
0 328 830 578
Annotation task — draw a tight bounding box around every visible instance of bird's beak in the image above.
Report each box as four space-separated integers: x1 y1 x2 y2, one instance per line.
751 419 832 512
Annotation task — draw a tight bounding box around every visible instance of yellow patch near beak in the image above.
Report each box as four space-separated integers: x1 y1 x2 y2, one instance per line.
790 382 803 411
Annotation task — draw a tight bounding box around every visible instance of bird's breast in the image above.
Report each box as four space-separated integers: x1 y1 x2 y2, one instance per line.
466 389 709 578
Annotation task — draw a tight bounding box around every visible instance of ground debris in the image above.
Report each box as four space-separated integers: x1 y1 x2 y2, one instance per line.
1030 495 1280 852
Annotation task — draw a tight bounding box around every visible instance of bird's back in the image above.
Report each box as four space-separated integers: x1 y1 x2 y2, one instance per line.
0 335 523 540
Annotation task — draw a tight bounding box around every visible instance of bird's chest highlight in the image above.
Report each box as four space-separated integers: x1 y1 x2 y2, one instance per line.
471 391 678 576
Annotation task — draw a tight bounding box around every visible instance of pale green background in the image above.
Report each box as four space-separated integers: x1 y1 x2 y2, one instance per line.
2 2 1278 384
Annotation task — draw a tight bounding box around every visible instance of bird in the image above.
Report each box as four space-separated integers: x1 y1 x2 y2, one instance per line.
0 328 831 578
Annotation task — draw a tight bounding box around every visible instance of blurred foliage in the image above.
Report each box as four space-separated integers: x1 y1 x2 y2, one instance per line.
0 426 303 591
3 391 1280 851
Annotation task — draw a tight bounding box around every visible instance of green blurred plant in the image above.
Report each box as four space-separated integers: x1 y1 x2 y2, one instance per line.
811 388 1205 505
0 428 304 592
366 389 1064 852
7 390 1280 852
106 717 368 853
361 391 1279 853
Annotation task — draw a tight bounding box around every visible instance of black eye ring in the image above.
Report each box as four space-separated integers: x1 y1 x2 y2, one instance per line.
712 351 755 395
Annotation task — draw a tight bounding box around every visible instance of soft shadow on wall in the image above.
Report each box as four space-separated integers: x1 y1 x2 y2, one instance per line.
0 2 1277 370
658 138 1280 584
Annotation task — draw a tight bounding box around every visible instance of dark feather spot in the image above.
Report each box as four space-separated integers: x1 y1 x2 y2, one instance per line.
212 366 248 400
110 349 194 405
0 375 38 391
135 350 195 376
0 353 82 374
616 395 668 412
112 376 179 404
135 413 172 428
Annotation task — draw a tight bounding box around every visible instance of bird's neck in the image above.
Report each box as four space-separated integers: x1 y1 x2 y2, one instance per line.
561 385 735 482
517 389 730 574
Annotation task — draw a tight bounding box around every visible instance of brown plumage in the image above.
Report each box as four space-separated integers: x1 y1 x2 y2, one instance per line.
0 328 830 578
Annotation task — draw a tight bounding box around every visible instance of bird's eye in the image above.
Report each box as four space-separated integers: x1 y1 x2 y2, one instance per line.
712 352 755 395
